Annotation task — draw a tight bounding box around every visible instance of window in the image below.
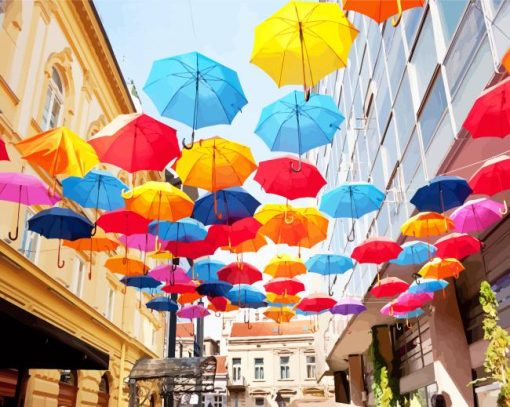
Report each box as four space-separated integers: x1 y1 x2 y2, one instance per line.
213 395 224 407
232 358 241 381
280 356 290 379
393 74 415 149
19 208 40 263
70 259 85 297
255 398 265 406
306 356 316 379
436 0 469 43
387 30 406 97
254 358 264 380
41 68 64 130
418 72 448 149
105 288 115 321
403 7 424 49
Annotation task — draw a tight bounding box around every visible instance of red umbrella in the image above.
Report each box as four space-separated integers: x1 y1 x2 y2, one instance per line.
434 233 481 260
264 278 305 296
217 262 262 285
0 138 9 161
254 156 326 200
163 238 218 259
208 296 239 312
207 217 261 248
89 113 180 173
463 77 510 138
162 280 198 294
370 277 409 298
351 237 402 264
469 155 510 196
96 209 150 235
296 293 336 313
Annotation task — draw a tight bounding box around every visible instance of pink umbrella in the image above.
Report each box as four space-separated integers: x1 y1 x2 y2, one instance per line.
118 233 159 252
149 264 191 284
177 304 210 319
450 198 504 233
0 172 60 240
381 292 433 315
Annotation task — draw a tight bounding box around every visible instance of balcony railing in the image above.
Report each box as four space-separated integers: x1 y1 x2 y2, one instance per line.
227 375 247 390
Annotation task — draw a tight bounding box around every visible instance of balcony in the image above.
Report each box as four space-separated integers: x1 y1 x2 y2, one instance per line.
227 376 247 391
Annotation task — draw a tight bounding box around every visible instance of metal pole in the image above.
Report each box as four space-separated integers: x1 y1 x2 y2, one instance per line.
164 258 180 407
194 300 205 357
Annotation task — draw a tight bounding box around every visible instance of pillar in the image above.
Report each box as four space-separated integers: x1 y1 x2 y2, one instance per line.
347 355 365 406
333 371 349 403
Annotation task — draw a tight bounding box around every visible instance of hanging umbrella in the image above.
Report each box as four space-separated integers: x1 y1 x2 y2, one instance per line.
254 156 326 200
149 218 207 242
146 296 178 312
351 237 402 264
96 209 150 236
370 277 409 298
463 77 510 138
401 212 455 237
264 254 307 278
226 284 266 307
408 278 448 294
251 2 358 94
207 217 262 248
163 238 218 259
208 296 239 313
196 281 233 298
15 127 99 192
381 292 433 315
28 207 93 268
0 172 60 240
469 155 510 213
503 49 510 73
255 92 344 164
264 278 305 296
264 307 295 324
434 233 481 260
88 113 180 173
104 255 148 276
296 293 336 314
148 250 174 261
217 262 262 285
331 298 367 316
343 0 424 26
188 259 225 281
394 308 425 320
144 52 247 149
149 265 191 284
192 187 261 225
118 233 158 253
390 241 437 266
177 304 210 319
162 280 198 295
226 233 267 254
266 293 301 306
450 198 504 233
121 275 162 290
306 254 353 275
0 138 9 161
178 292 204 305
418 257 465 279
410 176 472 213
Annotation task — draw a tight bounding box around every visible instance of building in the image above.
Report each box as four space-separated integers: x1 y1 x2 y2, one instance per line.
177 322 221 358
225 320 333 407
308 1 510 406
0 1 166 405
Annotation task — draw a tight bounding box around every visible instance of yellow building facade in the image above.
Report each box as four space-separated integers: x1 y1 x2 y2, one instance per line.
0 1 166 405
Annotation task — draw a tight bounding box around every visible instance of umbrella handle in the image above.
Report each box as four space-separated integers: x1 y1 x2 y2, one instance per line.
57 240 65 269
8 194 21 241
90 224 97 236
347 220 356 242
499 200 508 215
396 323 403 331
412 272 420 281
391 0 403 27
290 158 302 173
284 206 294 224
304 87 311 102
215 311 221 317
182 130 195 150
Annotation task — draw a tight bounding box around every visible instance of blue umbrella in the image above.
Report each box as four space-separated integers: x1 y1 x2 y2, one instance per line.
306 254 353 275
408 278 448 294
394 308 425 320
188 259 225 281
28 207 94 268
121 275 162 290
192 187 261 225
226 284 266 306
390 241 437 266
410 175 472 213
319 183 385 219
149 218 207 242
196 281 233 298
146 296 179 312
255 91 344 169
144 52 248 149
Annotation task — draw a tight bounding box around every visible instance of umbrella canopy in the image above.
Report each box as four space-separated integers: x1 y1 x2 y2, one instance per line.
264 307 295 324
264 278 305 296
207 217 261 248
251 2 358 90
63 232 119 252
146 297 178 312
255 91 344 156
162 280 198 294
463 77 510 138
370 277 409 298
121 275 162 290
504 49 510 73
177 304 210 319
62 169 127 211
254 156 326 200
410 176 472 213
196 281 233 298
394 308 425 320
434 233 481 260
266 292 301 306
351 237 402 264
0 138 9 161
217 262 262 285
469 155 510 196
296 293 336 314
122 181 194 222
408 278 448 294
148 250 174 261
450 198 504 233
226 233 267 254
226 284 266 306
96 209 150 235
381 292 433 315
149 218 207 242
178 292 204 305
390 241 437 266
418 257 465 279
88 113 180 172
319 183 385 219
149 265 191 284
208 297 239 313
104 255 148 276
306 254 354 275
264 254 307 278
331 298 367 315
174 137 257 192
401 212 455 237
188 259 225 281
144 52 247 148
163 238 218 259
118 233 158 252
343 0 424 26
192 187 261 225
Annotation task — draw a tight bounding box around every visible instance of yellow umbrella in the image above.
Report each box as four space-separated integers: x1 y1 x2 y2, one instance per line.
104 255 148 276
122 181 194 222
264 254 306 278
148 250 174 260
266 292 301 305
418 257 465 279
401 212 454 238
264 306 295 324
251 2 358 95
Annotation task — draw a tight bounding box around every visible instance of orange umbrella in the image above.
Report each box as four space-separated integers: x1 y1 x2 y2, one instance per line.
224 232 267 254
264 254 307 278
264 306 295 324
178 292 204 305
503 48 510 73
104 255 148 276
266 292 301 305
401 212 454 238
208 297 239 313
418 257 465 279
343 0 424 27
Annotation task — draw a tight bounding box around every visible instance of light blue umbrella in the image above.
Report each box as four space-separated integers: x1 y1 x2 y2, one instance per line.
408 278 448 294
144 52 248 148
394 308 425 320
255 91 344 168
226 284 266 307
306 254 353 275
390 241 437 266
188 259 225 281
149 218 207 242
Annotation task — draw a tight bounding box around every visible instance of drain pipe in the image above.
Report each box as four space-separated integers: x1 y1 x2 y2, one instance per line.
118 342 126 407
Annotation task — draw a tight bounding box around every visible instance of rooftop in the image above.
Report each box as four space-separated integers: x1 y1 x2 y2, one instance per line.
176 322 194 338
215 355 227 374
231 320 313 337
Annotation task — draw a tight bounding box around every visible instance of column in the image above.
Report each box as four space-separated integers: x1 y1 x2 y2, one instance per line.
333 371 349 403
347 354 365 406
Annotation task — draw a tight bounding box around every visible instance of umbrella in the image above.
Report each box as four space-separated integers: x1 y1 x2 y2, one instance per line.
381 292 433 315
148 250 174 261
351 237 402 264
162 280 198 294
394 308 425 320
226 233 267 254
264 307 295 324
146 297 178 312
390 241 437 266
149 218 207 242
226 284 266 307
504 49 510 73
207 217 262 248
251 2 358 94
343 0 424 26
255 92 344 163
410 176 472 213
104 255 148 276
28 207 93 268
418 257 465 279
401 212 455 237
296 293 336 314
15 127 99 192
266 292 301 306
217 262 262 285
0 172 60 240
434 233 481 260
264 278 305 296
331 298 367 315
192 187 261 225
469 155 510 213
177 304 210 319
370 277 409 298
118 233 158 252
264 254 306 278
463 77 510 138
178 292 204 305
450 198 504 233
208 296 239 313
188 259 225 281
121 275 162 290
144 52 247 149
149 265 191 284
254 156 326 199
0 138 9 161
163 238 218 259
306 253 353 295
196 281 233 298
96 209 150 236
88 113 180 173
408 278 448 294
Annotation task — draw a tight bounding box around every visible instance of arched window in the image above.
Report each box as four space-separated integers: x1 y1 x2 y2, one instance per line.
41 68 64 130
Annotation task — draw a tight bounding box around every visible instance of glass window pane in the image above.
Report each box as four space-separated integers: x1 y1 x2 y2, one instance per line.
403 7 425 49
393 74 415 148
382 116 399 174
436 0 469 42
387 30 406 97
418 73 448 149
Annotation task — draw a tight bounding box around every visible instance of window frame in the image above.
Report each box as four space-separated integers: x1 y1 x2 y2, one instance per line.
19 207 40 263
279 356 290 380
254 358 264 380
305 355 316 379
41 68 65 130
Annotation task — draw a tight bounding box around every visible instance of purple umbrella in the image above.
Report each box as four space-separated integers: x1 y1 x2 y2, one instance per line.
330 298 367 315
149 264 191 285
177 304 210 319
450 198 504 233
0 172 60 240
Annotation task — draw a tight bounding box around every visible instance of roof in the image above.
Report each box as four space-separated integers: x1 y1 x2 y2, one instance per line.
230 320 313 337
176 322 194 338
215 355 227 374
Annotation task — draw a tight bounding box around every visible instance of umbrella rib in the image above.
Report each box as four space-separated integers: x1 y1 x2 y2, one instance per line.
199 73 248 105
304 27 348 68
199 79 234 123
277 29 301 88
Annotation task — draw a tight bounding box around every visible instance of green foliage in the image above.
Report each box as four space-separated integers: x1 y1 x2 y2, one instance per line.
371 329 400 407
